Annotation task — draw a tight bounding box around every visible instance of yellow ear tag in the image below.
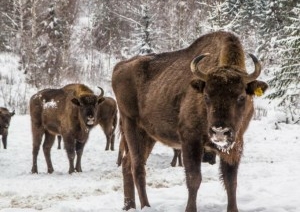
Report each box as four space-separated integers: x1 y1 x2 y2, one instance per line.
254 87 263 97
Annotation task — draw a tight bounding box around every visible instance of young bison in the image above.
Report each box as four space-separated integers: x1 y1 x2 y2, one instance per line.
61 84 118 151
0 107 15 149
30 84 104 174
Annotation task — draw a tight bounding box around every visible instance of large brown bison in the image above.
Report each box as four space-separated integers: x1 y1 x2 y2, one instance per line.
0 107 15 149
112 31 268 212
60 84 118 151
30 84 105 174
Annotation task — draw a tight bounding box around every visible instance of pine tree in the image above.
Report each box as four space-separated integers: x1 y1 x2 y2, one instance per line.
267 3 300 124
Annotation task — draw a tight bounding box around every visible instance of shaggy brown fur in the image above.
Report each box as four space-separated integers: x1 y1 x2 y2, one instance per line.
30 84 104 174
112 31 268 212
0 107 15 149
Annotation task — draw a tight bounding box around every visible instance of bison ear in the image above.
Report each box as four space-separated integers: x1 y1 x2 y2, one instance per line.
190 79 205 93
97 97 105 105
10 110 15 116
246 80 268 96
71 98 81 106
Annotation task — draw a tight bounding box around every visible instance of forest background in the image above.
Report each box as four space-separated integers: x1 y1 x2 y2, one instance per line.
0 0 299 124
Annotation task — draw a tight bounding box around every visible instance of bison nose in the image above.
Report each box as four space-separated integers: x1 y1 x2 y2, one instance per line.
86 116 95 125
210 126 232 140
88 116 94 121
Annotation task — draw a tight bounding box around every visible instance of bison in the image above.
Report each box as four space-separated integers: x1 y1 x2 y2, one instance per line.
171 149 216 167
60 84 118 151
170 148 182 167
0 107 15 149
112 31 268 212
30 84 105 174
97 96 118 151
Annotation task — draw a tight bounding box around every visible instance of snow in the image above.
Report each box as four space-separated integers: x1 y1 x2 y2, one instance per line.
43 99 58 109
0 115 299 212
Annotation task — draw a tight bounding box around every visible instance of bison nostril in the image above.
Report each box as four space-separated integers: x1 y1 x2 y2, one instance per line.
224 130 232 137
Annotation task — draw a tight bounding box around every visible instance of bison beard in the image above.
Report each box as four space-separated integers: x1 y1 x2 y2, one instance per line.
112 31 268 212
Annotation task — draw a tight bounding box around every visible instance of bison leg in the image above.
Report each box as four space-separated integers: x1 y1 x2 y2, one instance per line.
122 117 156 210
31 129 44 174
75 141 86 172
122 149 136 210
170 149 178 167
116 134 126 166
2 133 7 149
43 131 55 174
177 149 183 166
104 132 110 151
220 159 239 212
181 138 202 212
64 138 76 174
57 135 62 149
103 124 115 151
110 133 115 151
171 149 183 167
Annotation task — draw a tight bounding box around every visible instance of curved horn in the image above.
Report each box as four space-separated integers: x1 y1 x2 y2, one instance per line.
97 86 104 97
244 54 262 83
190 53 209 81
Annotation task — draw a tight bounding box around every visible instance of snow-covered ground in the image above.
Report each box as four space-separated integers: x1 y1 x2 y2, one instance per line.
0 115 299 212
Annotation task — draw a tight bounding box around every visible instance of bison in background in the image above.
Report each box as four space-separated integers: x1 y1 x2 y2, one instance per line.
112 31 268 212
30 84 105 174
61 84 118 151
170 149 182 167
97 96 118 151
0 107 15 149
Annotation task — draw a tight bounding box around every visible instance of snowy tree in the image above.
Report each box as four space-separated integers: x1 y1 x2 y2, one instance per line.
267 3 300 124
210 0 242 31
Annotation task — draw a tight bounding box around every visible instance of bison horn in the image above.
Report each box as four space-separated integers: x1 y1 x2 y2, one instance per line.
98 86 104 97
190 53 209 81
244 54 262 83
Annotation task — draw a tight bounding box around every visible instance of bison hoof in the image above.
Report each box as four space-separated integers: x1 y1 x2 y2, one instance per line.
68 168 75 174
75 168 82 172
122 199 136 211
48 168 54 174
31 167 38 174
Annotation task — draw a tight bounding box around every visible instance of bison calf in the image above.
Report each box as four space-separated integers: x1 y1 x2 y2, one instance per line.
61 84 118 151
56 97 118 151
30 84 104 174
0 107 15 149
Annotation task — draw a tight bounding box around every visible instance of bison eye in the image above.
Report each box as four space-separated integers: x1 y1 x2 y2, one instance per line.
237 95 246 104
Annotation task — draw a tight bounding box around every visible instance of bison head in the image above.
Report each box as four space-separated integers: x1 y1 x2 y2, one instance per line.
71 87 105 128
190 54 268 153
0 110 15 135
